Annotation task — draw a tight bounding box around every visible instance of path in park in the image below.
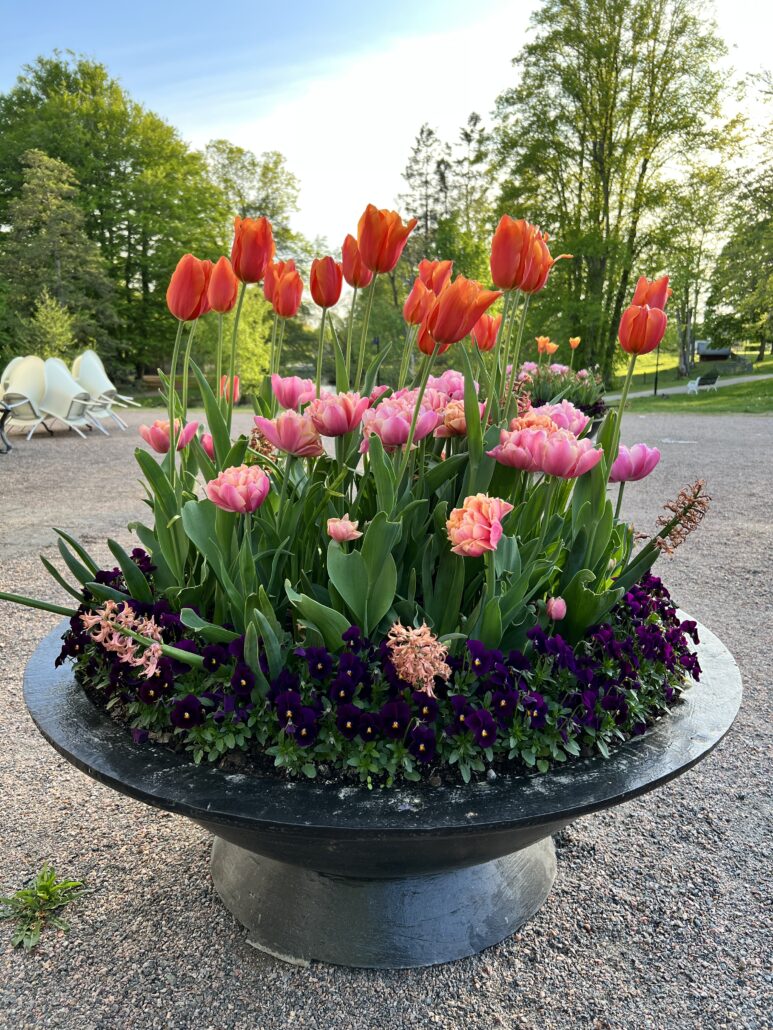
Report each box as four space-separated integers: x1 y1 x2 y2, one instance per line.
0 409 769 1030
606 370 773 401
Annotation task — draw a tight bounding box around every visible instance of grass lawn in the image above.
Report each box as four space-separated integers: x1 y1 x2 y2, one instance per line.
610 348 773 390
626 376 773 414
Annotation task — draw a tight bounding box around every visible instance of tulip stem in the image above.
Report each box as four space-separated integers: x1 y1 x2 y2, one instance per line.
215 314 224 412
485 550 497 602
180 319 198 423
482 291 514 430
167 319 185 492
613 353 637 458
315 308 328 398
354 275 378 392
396 347 436 487
269 312 279 377
397 325 417 391
345 286 358 378
504 295 531 420
227 282 247 433
615 482 625 520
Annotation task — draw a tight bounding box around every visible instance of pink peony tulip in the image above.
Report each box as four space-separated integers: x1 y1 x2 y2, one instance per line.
532 400 589 436
427 369 476 401
369 384 390 405
487 427 547 473
609 443 661 483
446 494 514 558
546 596 567 621
307 391 370 436
327 514 363 542
219 374 240 405
360 397 440 453
538 430 603 479
253 410 325 458
206 464 270 514
270 374 315 410
200 432 215 460
139 419 199 454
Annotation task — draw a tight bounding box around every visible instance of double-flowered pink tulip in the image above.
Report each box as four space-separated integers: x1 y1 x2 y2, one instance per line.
487 426 549 473
427 369 475 401
253 410 325 458
327 514 363 542
609 443 661 483
139 419 199 454
532 399 589 437
360 398 440 453
446 494 514 558
538 430 603 479
308 391 370 436
270 374 315 410
206 464 270 514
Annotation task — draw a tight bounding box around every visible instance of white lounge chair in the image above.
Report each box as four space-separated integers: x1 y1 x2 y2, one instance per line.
40 358 104 437
1 355 52 441
72 350 139 431
1 356 23 392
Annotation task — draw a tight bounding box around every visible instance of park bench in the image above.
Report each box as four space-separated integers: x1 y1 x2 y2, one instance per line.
687 371 719 395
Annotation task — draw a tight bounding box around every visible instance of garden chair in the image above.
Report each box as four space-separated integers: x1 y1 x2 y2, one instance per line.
40 358 105 438
72 350 139 431
1 356 24 392
1 355 52 442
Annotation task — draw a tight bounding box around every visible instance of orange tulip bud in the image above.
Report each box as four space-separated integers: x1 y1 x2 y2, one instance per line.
264 260 296 304
618 304 667 355
220 374 240 405
166 254 211 321
230 216 275 283
207 256 239 313
569 336 581 350
310 256 343 309
471 312 502 352
273 266 304 318
357 204 417 273
342 234 373 289
490 215 571 294
403 277 435 326
418 258 453 296
631 275 670 310
424 276 502 346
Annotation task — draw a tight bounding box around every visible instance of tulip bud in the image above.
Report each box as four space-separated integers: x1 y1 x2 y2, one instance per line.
618 304 667 355
231 216 275 283
310 256 343 309
207 256 239 313
166 254 211 321
341 235 373 289
357 204 417 273
220 375 240 406
546 596 567 621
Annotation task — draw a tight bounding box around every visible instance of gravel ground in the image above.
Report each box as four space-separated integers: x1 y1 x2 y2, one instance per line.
0 409 770 1030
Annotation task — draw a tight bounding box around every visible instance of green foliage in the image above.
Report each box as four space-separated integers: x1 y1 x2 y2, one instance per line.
0 864 85 950
20 288 76 360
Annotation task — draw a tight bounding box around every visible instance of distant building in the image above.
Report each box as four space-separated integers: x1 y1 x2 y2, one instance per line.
696 339 731 361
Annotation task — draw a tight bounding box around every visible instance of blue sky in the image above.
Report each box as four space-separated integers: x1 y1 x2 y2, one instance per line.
3 0 770 245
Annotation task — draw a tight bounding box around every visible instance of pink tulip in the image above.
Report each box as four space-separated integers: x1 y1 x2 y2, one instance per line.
609 443 661 483
327 514 363 542
539 430 603 479
532 400 589 436
487 427 546 473
139 419 199 454
219 374 240 405
546 596 567 621
446 494 514 558
394 386 449 414
206 464 270 514
360 397 440 453
369 384 390 405
253 410 325 458
308 391 370 437
201 432 215 460
270 374 316 410
427 369 475 401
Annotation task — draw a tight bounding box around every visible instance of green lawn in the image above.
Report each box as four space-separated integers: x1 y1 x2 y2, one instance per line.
610 348 773 390
626 376 773 414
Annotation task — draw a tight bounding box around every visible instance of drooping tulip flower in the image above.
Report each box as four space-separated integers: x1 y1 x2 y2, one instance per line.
271 374 315 410
471 312 502 353
546 597 567 621
230 216 275 283
341 235 373 289
206 464 270 514
490 215 571 294
418 258 453 295
139 419 199 454
403 278 435 326
327 514 363 542
200 433 215 461
166 255 210 321
569 336 581 350
219 375 240 406
357 204 417 273
263 259 296 304
609 443 661 483
207 256 240 313
310 256 343 308
272 266 304 318
253 410 324 458
446 494 514 558
423 276 502 348
308 391 370 436
359 397 439 453
631 275 670 311
618 304 667 355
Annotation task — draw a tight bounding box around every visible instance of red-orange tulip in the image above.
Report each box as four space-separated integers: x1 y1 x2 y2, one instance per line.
631 275 670 310
569 336 581 350
166 254 211 321
264 259 296 304
310 256 343 309
341 234 373 289
618 304 667 355
357 204 417 274
230 216 275 283
207 256 239 313
424 276 502 347
273 266 304 318
418 258 453 296
403 278 435 326
490 215 571 294
471 312 502 352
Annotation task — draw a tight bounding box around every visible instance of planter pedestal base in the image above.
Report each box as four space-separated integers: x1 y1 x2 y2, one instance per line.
210 836 557 968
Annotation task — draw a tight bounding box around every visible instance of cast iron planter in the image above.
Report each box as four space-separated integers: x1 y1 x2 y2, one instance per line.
24 619 740 968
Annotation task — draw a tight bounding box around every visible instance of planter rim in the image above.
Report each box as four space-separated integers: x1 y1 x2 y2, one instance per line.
24 617 741 838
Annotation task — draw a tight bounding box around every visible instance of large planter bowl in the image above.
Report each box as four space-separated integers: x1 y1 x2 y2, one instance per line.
24 619 741 968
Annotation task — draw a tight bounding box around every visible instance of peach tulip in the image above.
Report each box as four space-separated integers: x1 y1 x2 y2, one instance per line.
207 256 239 313
327 514 363 542
423 276 502 347
618 304 667 355
403 278 435 326
490 216 571 294
231 216 275 283
341 235 373 289
569 336 581 350
471 312 502 353
418 258 453 295
166 255 211 321
631 275 670 311
446 494 514 558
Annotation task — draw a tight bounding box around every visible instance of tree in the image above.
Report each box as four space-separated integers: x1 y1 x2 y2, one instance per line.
21 289 76 359
399 124 452 261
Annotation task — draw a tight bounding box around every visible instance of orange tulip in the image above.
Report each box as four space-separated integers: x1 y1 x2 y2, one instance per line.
273 266 304 318
357 204 417 273
569 336 581 350
263 260 296 304
207 256 239 313
403 277 435 326
230 216 275 283
471 312 502 353
423 276 502 348
536 335 552 354
618 304 667 355
219 374 240 405
490 215 571 294
342 234 373 289
631 275 670 311
166 254 211 321
310 256 343 309
418 258 453 295
544 341 559 355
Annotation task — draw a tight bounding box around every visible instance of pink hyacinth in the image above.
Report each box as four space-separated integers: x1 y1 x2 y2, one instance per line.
308 391 370 436
538 430 603 479
360 397 440 453
609 443 661 483
139 419 199 454
546 596 567 621
201 433 215 461
270 373 316 410
576 369 590 380
253 410 325 458
446 494 514 558
327 513 362 542
532 400 589 436
206 464 271 514
520 361 539 374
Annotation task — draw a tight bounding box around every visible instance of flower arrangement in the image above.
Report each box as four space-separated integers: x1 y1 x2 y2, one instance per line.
2 209 709 786
513 360 606 421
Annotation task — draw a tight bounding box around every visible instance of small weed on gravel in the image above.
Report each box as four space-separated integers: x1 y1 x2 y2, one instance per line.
1 864 85 950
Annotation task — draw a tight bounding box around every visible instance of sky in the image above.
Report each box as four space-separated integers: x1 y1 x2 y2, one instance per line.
2 0 771 246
